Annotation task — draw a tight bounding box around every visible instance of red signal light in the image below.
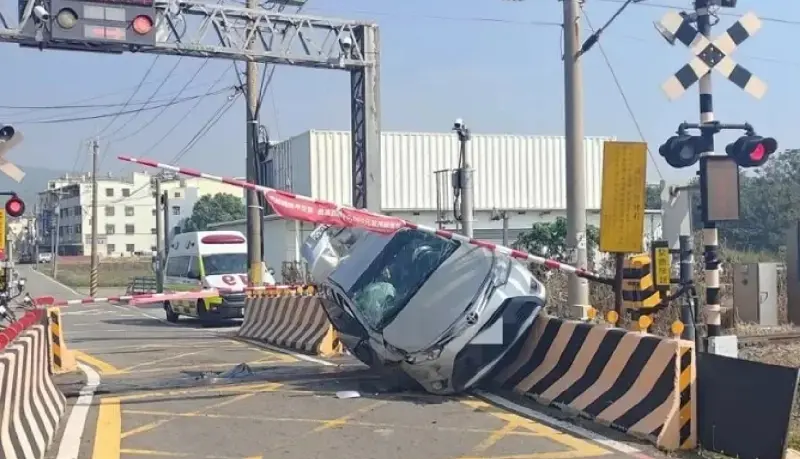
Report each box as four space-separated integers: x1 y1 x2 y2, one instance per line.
132 15 153 35
5 196 24 218
749 143 765 161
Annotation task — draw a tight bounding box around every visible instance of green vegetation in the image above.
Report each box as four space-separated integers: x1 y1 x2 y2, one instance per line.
47 260 154 288
181 192 246 232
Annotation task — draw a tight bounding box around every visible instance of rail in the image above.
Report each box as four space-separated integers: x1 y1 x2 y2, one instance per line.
126 276 158 295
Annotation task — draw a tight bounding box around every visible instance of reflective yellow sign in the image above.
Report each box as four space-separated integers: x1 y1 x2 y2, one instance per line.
0 209 6 261
654 246 671 287
599 141 648 253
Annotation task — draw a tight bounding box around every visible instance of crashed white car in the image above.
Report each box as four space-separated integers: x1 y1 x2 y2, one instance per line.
302 225 546 395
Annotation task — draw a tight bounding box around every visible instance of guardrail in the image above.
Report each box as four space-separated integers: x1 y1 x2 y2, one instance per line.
126 276 157 295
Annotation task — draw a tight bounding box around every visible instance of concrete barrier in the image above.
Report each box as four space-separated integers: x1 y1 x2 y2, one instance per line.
487 314 696 451
0 310 67 459
47 307 77 374
238 290 341 356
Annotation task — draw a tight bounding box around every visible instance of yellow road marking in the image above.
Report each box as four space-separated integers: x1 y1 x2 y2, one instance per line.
459 452 609 459
120 448 261 459
472 419 525 452
312 400 388 432
92 397 121 459
72 343 245 353
120 383 281 439
117 382 282 402
74 350 125 375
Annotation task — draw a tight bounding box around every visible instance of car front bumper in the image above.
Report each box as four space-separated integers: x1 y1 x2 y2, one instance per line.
206 294 246 319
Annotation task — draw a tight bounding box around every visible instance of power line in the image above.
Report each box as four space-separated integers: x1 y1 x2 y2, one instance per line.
95 56 161 138
597 0 800 25
169 92 241 164
9 88 233 125
583 9 664 181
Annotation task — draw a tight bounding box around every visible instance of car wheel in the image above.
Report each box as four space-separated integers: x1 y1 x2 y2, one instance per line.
197 300 214 328
165 302 179 323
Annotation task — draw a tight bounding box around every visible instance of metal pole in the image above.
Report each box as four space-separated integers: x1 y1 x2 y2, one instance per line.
90 139 99 297
456 124 474 238
695 0 721 338
33 205 38 270
679 235 696 341
502 212 509 247
614 253 624 316
154 176 164 293
163 191 170 259
563 0 590 311
52 191 60 279
245 0 263 286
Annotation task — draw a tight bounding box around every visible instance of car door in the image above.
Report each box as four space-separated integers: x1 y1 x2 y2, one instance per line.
320 285 387 367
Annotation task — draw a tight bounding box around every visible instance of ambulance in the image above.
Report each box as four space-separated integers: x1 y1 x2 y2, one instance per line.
163 230 276 325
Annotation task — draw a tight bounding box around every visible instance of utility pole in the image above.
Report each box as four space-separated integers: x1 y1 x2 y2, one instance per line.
563 0 590 313
162 190 170 259
154 175 164 293
453 119 474 238
51 191 60 279
90 139 99 297
32 205 38 269
245 0 263 286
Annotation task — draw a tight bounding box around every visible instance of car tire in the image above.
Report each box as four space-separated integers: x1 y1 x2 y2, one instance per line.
197 300 214 328
165 302 179 323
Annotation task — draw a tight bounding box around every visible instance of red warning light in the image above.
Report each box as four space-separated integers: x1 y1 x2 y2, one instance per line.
749 143 765 161
132 15 153 35
5 196 24 218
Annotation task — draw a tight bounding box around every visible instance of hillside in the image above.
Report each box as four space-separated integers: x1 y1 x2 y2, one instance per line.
0 165 69 211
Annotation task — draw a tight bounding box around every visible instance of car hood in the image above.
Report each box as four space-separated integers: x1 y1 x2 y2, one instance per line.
380 247 494 354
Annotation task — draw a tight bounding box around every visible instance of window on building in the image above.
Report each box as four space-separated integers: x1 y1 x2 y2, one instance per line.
173 226 181 236
122 188 130 197
126 244 135 253
107 244 115 255
125 206 134 217
105 188 114 197
174 191 181 198
151 209 157 216
74 224 81 234
105 206 114 217
105 224 115 235
151 228 157 234
73 206 81 217
125 224 135 235
172 206 180 216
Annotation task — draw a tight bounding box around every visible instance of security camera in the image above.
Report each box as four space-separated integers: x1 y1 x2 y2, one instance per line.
453 118 464 131
339 35 353 53
33 5 50 21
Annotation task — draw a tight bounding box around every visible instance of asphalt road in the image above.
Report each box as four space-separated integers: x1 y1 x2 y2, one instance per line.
17 266 659 459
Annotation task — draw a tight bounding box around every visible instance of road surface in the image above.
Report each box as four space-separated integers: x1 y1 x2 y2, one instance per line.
17 266 660 459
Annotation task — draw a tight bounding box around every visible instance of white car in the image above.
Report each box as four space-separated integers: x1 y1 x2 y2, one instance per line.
37 252 53 263
302 225 546 395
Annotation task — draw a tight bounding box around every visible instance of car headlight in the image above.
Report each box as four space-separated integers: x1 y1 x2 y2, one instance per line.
490 255 512 287
405 347 443 364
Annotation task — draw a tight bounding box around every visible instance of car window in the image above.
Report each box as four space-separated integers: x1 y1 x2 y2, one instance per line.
202 253 247 276
344 229 459 331
166 256 190 277
187 257 202 279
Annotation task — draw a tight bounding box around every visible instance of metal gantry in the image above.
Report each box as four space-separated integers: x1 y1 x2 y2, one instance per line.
0 0 382 210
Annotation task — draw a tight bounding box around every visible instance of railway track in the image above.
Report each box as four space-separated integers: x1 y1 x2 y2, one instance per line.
738 331 800 346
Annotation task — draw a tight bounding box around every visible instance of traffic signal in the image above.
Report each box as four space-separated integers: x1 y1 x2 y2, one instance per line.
725 135 778 168
658 134 705 168
0 125 14 142
5 195 24 218
50 0 156 47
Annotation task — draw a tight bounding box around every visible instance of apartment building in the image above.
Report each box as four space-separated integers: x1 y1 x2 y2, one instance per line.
38 172 245 257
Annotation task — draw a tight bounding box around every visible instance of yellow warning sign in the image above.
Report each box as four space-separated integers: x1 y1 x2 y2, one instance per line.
599 141 647 253
0 209 7 261
654 246 671 287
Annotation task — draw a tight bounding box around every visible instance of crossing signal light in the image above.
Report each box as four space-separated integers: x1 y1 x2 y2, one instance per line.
725 136 778 168
0 125 14 142
658 135 704 168
5 195 24 218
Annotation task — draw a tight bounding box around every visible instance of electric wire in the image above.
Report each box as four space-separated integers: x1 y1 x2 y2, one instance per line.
7 89 233 125
168 92 241 165
583 9 664 181
95 56 161 138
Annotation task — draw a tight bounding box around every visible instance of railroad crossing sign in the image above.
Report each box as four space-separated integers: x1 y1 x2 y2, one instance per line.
659 11 766 100
0 126 25 182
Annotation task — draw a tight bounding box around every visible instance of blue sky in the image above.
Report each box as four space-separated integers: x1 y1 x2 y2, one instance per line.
0 0 797 185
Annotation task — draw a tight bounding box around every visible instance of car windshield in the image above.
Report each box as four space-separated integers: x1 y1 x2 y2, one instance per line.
202 253 247 275
344 230 459 331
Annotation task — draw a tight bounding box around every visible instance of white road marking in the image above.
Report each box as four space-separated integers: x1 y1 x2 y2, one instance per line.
234 336 336 367
475 390 648 457
55 363 100 459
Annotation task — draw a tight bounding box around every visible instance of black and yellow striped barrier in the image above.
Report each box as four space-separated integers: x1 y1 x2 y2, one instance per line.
46 308 76 374
487 314 697 451
623 253 661 311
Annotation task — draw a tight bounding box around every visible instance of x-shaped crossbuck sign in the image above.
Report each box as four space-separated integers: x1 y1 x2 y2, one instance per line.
0 129 25 182
660 10 766 101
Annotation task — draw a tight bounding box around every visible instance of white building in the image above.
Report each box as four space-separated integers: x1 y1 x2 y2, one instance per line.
38 172 245 257
210 130 663 282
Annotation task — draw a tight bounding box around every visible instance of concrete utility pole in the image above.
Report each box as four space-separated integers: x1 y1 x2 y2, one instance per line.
245 0 263 287
154 175 164 293
563 0 590 312
162 190 170 259
453 119 474 238
51 191 60 279
90 139 99 297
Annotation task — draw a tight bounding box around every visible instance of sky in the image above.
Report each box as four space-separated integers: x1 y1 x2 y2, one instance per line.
0 0 798 186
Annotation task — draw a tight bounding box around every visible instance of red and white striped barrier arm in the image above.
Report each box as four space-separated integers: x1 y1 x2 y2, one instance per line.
218 284 315 294
33 290 220 307
118 156 610 284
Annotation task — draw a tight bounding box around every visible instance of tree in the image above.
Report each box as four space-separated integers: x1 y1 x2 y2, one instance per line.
514 217 600 275
645 184 662 210
182 193 246 232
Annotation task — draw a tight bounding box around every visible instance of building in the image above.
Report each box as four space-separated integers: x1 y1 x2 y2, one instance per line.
37 172 244 257
210 130 663 282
